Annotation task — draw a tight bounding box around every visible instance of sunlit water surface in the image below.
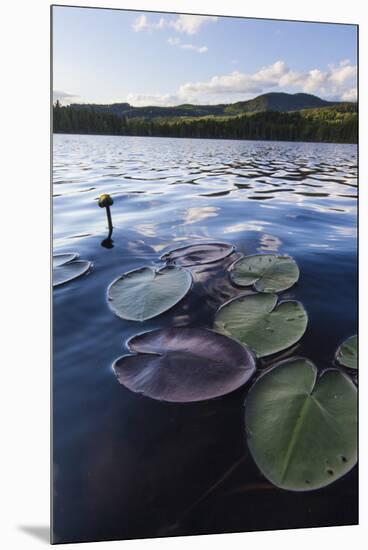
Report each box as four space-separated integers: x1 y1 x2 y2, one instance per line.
53 134 358 543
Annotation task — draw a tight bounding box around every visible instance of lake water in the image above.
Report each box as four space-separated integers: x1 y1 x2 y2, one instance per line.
53 134 358 543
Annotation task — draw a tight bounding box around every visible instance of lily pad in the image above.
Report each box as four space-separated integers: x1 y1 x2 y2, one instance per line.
214 293 307 357
230 254 299 293
53 252 78 268
245 357 357 491
161 242 234 267
53 260 91 287
107 266 192 321
336 335 358 370
113 327 256 402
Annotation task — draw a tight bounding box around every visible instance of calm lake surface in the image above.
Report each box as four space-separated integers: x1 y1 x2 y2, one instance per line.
53 134 358 543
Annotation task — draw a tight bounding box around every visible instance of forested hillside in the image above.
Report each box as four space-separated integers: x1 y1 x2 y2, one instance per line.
67 92 346 119
53 100 357 144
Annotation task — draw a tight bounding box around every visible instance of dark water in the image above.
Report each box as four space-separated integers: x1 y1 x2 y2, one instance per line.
52 134 358 544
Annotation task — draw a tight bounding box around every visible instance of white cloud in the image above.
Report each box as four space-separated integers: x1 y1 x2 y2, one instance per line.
168 37 208 53
125 59 357 106
57 60 356 109
183 44 208 53
167 37 180 46
53 90 81 105
132 14 217 34
177 70 263 97
132 14 148 31
279 67 327 92
132 14 166 32
341 88 357 102
175 59 357 103
253 60 288 85
170 15 217 35
328 63 357 85
126 93 181 107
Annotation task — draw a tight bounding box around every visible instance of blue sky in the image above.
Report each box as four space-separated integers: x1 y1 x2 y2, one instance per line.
52 6 357 106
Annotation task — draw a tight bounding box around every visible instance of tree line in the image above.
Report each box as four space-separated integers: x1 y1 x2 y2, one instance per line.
53 101 357 144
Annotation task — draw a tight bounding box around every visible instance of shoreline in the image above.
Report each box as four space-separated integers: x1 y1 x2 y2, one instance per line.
52 131 357 146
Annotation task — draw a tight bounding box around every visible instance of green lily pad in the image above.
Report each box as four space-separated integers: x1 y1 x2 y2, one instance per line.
53 260 92 287
107 266 192 321
245 357 357 491
336 335 358 370
230 254 299 293
161 242 234 267
214 293 307 357
53 252 78 268
113 328 256 402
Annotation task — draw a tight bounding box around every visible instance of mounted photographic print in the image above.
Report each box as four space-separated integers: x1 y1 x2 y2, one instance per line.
51 4 358 544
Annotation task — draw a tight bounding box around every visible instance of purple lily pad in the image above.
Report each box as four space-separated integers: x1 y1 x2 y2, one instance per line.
113 327 256 402
161 242 235 267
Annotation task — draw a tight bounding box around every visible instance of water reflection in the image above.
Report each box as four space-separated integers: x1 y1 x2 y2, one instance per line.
224 220 271 234
257 234 282 252
184 206 219 225
135 223 158 237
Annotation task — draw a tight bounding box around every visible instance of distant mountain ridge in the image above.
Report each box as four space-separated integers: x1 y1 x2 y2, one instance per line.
224 92 341 114
69 92 354 120
69 101 227 119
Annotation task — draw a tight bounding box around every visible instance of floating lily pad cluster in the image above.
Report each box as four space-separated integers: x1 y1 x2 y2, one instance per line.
105 241 358 492
53 253 92 287
108 243 259 400
214 254 306 357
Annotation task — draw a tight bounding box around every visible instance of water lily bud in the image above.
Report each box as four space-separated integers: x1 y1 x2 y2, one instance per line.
98 194 114 208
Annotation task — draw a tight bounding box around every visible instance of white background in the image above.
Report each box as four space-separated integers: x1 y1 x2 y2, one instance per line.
1 0 366 548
